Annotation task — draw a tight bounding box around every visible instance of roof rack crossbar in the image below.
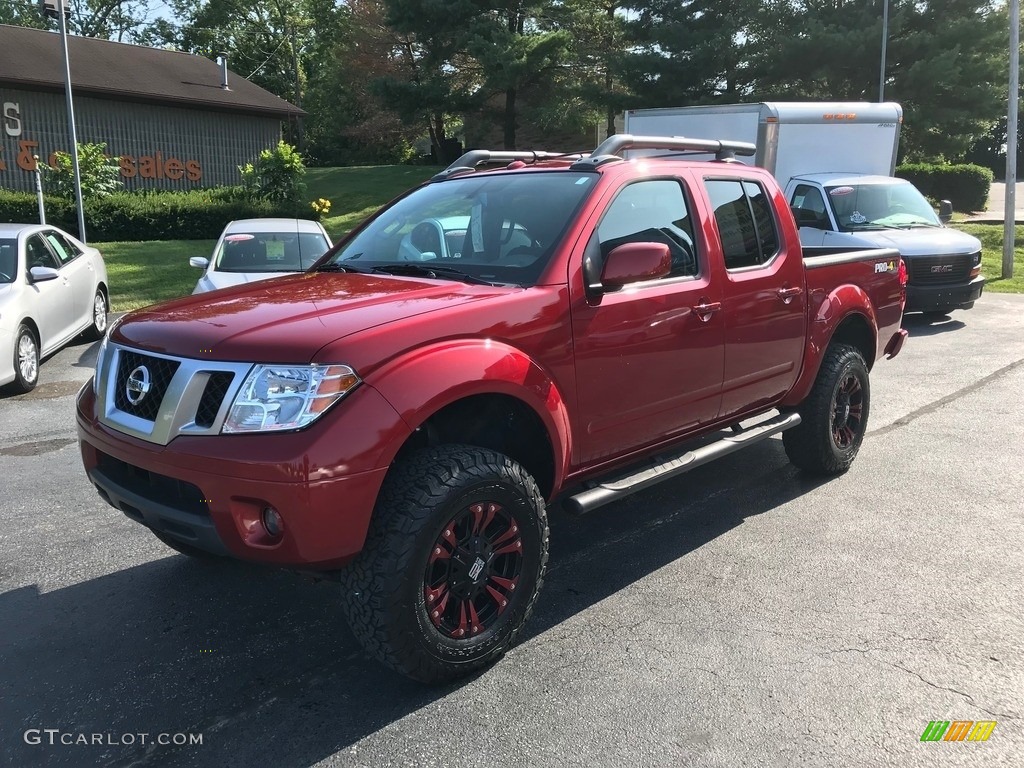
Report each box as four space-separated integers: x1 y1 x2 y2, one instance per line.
591 134 757 159
433 149 576 180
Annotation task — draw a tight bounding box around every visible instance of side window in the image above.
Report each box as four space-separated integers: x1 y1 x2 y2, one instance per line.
44 232 79 265
25 235 59 271
790 184 830 230
705 179 780 270
597 179 698 277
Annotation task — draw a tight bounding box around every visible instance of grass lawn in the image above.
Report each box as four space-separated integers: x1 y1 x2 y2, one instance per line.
306 165 440 239
952 223 1024 294
100 239 214 312
98 165 441 311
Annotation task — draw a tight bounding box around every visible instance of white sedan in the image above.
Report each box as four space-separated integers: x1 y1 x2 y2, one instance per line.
189 218 332 294
0 224 109 393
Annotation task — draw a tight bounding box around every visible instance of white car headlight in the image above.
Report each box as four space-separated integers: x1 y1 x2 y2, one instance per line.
223 364 359 433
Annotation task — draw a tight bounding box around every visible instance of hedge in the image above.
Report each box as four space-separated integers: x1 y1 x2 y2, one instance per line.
896 162 993 213
0 187 310 241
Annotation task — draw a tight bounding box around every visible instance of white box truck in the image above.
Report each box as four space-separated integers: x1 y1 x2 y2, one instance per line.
623 102 985 315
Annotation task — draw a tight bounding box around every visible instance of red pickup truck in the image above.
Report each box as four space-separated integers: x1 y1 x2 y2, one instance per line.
77 135 907 683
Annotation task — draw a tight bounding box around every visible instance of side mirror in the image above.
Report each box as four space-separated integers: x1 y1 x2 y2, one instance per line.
938 200 953 224
29 266 59 283
600 242 672 289
189 257 210 269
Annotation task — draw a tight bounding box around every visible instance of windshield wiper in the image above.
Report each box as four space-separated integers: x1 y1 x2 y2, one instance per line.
370 263 500 286
315 262 371 273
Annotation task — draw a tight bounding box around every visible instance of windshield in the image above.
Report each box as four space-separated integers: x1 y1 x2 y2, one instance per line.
0 238 15 283
214 231 330 273
323 171 597 285
826 182 941 231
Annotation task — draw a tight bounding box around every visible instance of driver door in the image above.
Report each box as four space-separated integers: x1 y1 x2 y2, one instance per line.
570 178 725 464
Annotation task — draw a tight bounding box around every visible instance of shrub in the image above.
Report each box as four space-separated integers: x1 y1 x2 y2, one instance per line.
0 187 307 241
239 141 306 205
44 142 123 199
896 162 993 213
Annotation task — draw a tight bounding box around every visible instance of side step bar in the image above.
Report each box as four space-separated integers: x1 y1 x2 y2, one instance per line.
564 412 802 516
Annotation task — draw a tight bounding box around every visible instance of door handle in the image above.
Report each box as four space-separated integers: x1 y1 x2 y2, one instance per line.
693 299 721 322
777 286 802 304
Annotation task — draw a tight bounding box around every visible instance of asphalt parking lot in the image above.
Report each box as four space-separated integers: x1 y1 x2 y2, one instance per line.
2 295 1023 767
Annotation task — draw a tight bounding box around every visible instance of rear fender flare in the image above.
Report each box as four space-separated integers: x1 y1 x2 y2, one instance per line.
782 285 877 407
365 340 572 490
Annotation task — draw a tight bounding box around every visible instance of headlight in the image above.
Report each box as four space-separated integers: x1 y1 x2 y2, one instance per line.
223 364 359 433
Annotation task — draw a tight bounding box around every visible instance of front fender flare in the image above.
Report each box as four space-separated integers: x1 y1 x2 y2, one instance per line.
365 340 572 491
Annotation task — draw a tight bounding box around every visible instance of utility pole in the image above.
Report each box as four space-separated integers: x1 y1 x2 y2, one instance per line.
879 0 889 102
43 0 87 243
1006 0 1019 279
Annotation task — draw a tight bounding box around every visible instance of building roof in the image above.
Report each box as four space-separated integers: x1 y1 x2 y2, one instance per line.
0 24 304 118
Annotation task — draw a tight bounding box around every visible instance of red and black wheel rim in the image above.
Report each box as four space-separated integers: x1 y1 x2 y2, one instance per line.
831 373 864 449
423 501 523 639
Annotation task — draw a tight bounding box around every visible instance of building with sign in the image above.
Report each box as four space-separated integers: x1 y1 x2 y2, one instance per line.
0 24 303 192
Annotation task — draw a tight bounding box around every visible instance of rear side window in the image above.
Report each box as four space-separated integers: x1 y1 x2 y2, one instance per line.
44 232 80 265
705 179 780 270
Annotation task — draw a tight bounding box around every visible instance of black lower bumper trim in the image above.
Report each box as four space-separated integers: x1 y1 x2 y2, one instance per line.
906 276 985 312
90 467 230 556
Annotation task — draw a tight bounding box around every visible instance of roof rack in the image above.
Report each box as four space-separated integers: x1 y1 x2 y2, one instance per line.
570 134 757 170
433 150 581 181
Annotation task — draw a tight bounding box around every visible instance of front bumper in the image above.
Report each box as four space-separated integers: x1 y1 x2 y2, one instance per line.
76 382 404 570
905 275 985 312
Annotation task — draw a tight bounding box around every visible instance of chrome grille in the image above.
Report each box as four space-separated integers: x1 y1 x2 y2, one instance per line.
113 350 180 422
97 343 252 446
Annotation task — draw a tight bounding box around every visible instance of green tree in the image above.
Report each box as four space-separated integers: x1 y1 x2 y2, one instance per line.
239 140 306 204
747 0 1007 161
44 142 123 198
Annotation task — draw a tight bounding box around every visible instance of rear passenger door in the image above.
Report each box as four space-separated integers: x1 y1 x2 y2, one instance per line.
703 177 806 419
43 230 94 332
571 177 724 464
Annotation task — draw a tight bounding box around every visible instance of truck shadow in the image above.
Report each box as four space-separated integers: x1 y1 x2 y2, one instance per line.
1 439 827 767
902 313 966 336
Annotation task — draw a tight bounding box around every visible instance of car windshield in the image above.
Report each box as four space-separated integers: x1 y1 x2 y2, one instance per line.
322 171 597 286
214 231 330 273
826 182 941 231
0 238 15 283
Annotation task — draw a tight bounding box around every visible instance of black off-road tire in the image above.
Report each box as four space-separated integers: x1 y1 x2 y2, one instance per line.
340 444 549 684
783 343 870 475
153 530 221 559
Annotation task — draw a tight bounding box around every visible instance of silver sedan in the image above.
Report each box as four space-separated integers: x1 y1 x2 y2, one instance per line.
0 223 109 393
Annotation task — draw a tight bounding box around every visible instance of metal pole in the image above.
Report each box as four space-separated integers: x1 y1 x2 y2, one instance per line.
1005 0 1019 279
879 0 889 102
33 155 46 225
57 0 87 244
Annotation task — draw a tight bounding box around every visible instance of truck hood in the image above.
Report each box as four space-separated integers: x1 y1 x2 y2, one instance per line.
113 272 509 362
823 226 981 257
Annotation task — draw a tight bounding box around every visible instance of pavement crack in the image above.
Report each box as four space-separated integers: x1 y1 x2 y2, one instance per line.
870 357 1024 436
886 661 1018 719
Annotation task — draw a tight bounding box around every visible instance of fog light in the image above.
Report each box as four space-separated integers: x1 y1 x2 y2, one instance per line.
262 506 283 537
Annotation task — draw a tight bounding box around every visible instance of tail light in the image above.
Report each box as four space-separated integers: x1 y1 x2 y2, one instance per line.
898 258 908 287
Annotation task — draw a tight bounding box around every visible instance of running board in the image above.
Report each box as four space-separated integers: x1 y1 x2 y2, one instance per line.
564 412 802 516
